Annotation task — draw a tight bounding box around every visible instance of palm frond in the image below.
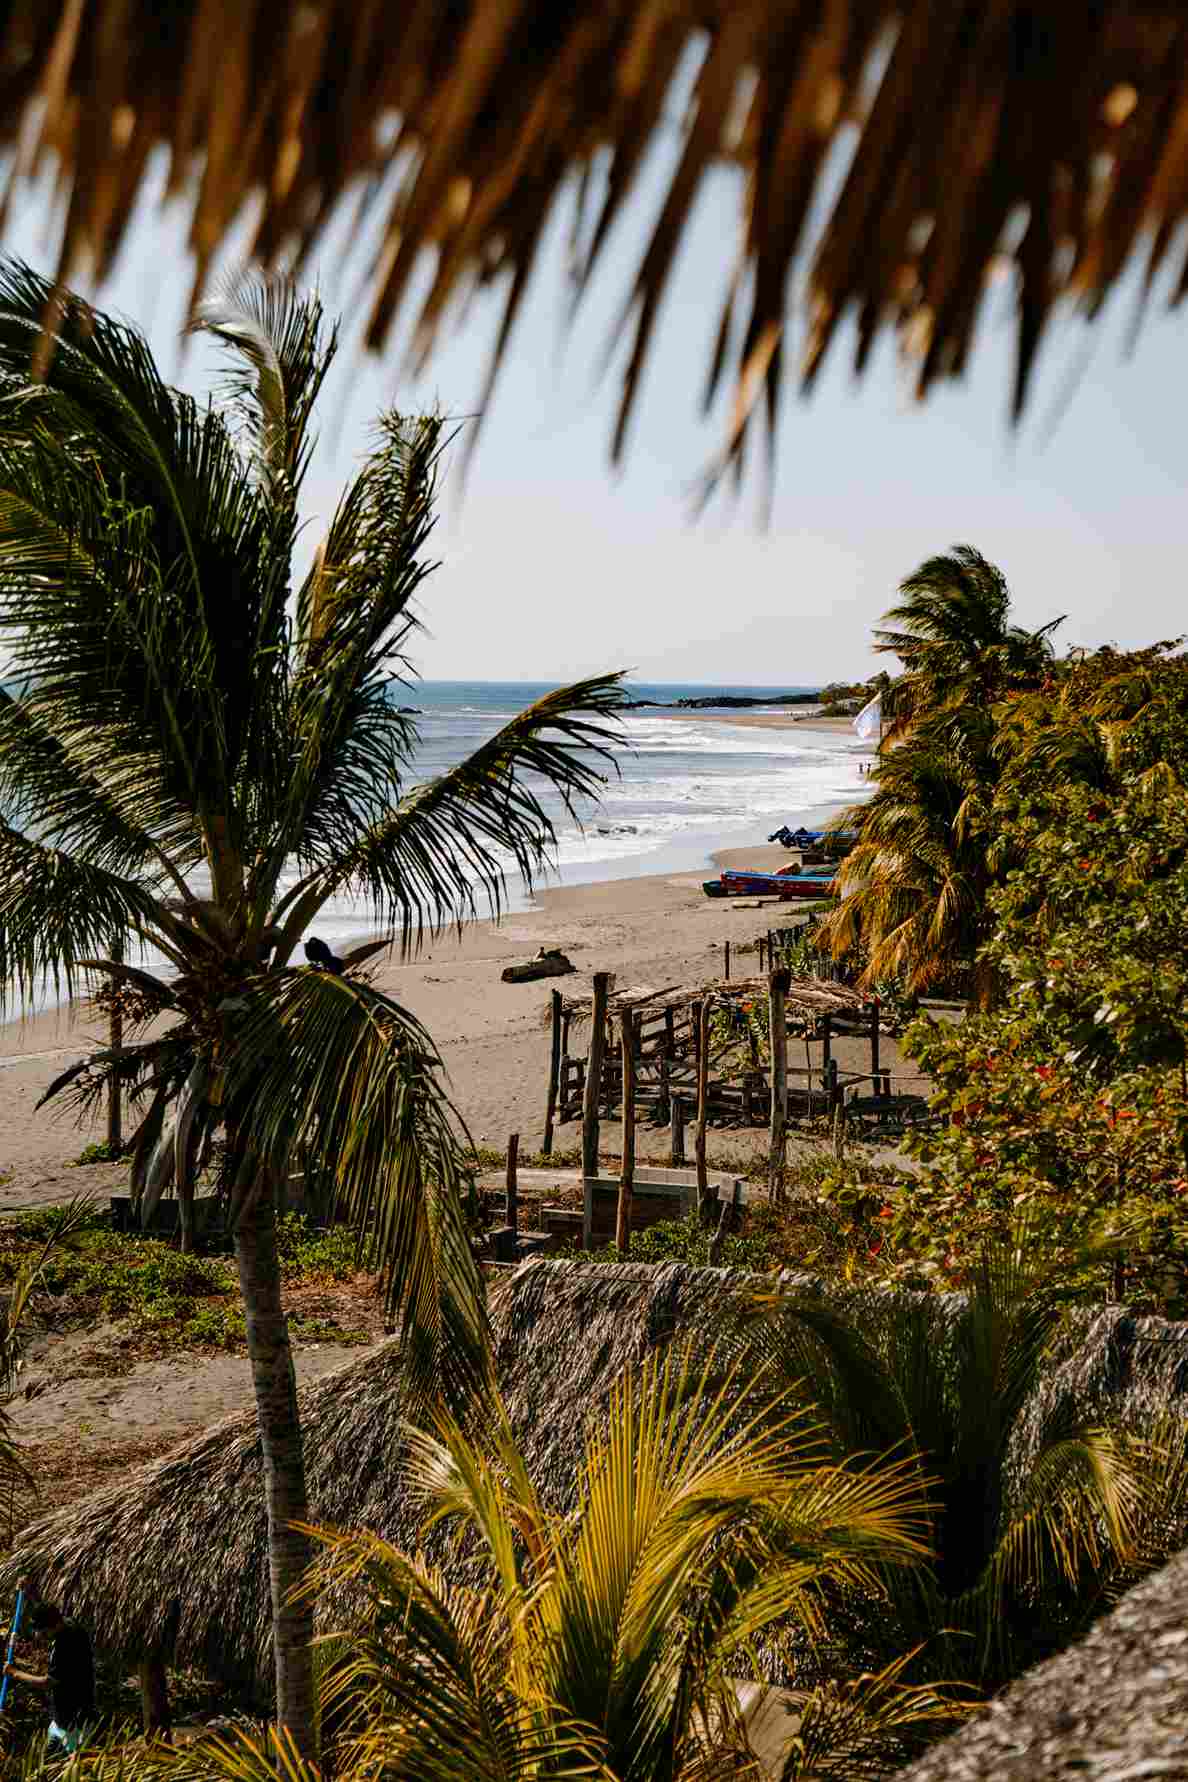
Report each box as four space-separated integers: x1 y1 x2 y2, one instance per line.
0 259 293 873
190 274 337 496
254 413 446 908
274 676 627 958
220 967 492 1412
0 819 176 1011
778 1648 973 1781
951 1424 1137 1676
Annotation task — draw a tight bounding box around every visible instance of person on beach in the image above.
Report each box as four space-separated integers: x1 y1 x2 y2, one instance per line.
4 1590 97 1754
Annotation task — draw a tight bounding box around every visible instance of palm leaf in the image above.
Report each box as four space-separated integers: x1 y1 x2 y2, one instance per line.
275 675 627 958
219 967 492 1412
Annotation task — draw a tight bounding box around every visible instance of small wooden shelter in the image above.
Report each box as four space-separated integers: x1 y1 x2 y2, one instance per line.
546 973 885 1136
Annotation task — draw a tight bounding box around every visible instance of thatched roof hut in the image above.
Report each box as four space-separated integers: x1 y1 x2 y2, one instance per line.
899 1543 1188 1780
6 1264 1188 1696
9 5 1188 476
2 1261 755 1689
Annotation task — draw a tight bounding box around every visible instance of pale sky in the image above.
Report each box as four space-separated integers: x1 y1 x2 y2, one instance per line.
5 123 1186 688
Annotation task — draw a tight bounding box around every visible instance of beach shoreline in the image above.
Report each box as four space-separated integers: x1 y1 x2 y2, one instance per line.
0 710 871 1212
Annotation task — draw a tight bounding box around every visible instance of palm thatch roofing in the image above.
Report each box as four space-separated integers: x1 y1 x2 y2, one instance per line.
5 1264 1188 1695
899 1542 1188 1780
560 975 870 1026
7 4 1188 475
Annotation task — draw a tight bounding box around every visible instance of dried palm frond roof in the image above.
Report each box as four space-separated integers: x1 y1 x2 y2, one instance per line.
7 4 1188 479
899 1543 1188 1780
6 1264 1188 1696
0 1262 759 1688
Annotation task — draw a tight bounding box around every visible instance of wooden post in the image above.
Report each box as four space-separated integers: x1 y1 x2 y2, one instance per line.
833 1091 847 1162
107 933 124 1152
670 1094 687 1166
659 1006 675 1123
826 1057 839 1112
696 998 711 1224
542 991 563 1155
615 1014 636 1254
506 1133 519 1234
821 1013 833 1077
757 935 766 972
724 939 731 981
709 1179 742 1266
869 1000 881 1081
768 969 790 1200
139 1654 172 1742
582 972 610 1250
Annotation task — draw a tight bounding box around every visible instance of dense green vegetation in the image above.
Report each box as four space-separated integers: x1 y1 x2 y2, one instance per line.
0 1207 368 1352
792 551 1188 1310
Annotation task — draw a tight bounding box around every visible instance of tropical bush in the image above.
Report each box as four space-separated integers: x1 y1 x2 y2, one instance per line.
892 772 1188 1309
739 1229 1188 1695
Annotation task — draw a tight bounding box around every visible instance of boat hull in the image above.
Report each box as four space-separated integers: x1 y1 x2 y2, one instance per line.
711 870 836 899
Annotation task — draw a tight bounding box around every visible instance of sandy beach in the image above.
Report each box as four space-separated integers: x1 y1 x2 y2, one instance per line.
0 837 885 1210
0 719 874 1214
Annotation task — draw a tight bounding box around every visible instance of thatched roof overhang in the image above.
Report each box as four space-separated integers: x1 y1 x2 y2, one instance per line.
5 5 1188 479
560 975 869 1025
5 1265 1188 1694
900 1541 1188 1780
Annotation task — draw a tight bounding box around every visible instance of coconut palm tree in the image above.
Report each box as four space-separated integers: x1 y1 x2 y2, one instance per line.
817 713 1000 1005
0 260 625 1755
876 546 1063 736
738 1229 1188 1695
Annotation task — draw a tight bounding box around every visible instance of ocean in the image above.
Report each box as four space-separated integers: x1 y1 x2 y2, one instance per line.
7 680 871 1001
309 679 869 948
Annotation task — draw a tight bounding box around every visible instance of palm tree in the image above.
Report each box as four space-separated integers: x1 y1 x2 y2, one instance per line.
0 261 625 1755
738 1230 1188 1695
109 1348 954 1781
817 713 1000 1005
876 546 1063 736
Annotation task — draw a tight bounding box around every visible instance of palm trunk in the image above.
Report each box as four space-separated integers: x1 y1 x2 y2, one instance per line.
235 1186 317 1758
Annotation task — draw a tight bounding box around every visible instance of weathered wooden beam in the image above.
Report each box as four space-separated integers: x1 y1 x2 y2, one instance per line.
542 989 563 1155
768 968 790 1200
138 1654 172 1742
506 1132 519 1234
107 933 124 1152
615 1013 636 1255
670 1093 687 1166
582 971 610 1250
696 998 712 1224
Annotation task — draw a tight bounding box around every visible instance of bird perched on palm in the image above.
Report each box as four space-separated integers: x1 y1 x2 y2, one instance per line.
303 936 343 975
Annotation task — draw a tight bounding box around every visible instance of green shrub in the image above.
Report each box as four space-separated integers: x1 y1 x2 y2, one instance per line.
71 1140 123 1166
274 1213 361 1280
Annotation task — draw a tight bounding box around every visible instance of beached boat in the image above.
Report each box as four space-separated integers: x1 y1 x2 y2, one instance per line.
768 826 856 851
702 867 837 900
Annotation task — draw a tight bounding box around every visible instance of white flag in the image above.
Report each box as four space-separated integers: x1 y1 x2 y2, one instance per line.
852 692 882 743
